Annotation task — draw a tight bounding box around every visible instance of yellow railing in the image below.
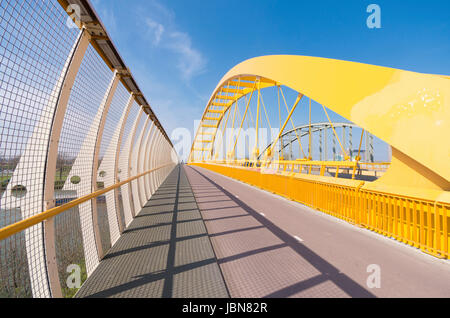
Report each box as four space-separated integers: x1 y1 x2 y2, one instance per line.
190 162 449 259
206 159 390 179
0 164 172 241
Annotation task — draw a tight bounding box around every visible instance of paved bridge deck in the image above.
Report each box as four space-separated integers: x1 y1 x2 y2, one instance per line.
76 165 228 298
77 165 450 298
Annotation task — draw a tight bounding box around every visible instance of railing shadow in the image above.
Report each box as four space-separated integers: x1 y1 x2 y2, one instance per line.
78 165 228 298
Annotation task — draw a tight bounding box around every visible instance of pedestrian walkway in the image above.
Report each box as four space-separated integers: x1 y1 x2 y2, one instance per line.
76 165 229 298
76 165 450 298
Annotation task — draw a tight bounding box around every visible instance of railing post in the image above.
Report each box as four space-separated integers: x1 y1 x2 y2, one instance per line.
101 93 135 238
154 134 164 189
131 117 150 214
43 29 91 298
0 28 91 298
139 122 155 207
151 133 163 192
119 109 143 226
142 123 156 201
91 72 120 259
62 70 120 273
160 141 166 182
147 127 160 196
147 128 159 199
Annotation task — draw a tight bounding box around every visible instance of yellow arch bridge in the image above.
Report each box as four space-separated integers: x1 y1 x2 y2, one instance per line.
0 0 448 299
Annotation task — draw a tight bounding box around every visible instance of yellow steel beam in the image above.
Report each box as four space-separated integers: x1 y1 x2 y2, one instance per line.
222 88 246 94
216 95 237 101
202 124 219 128
208 109 227 114
227 81 256 88
265 93 303 160
211 102 231 107
203 117 220 121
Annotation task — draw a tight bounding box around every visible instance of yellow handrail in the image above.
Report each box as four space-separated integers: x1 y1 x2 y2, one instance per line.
190 162 449 260
0 164 172 241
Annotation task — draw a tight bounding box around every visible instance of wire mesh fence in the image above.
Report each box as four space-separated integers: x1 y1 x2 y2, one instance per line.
0 0 79 298
0 0 176 298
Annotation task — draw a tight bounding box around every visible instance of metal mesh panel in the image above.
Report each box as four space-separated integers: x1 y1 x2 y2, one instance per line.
119 102 140 154
118 104 143 226
97 82 130 250
54 44 112 297
0 231 31 297
116 102 140 227
132 111 147 152
129 114 147 213
136 121 152 206
98 83 130 164
0 0 79 297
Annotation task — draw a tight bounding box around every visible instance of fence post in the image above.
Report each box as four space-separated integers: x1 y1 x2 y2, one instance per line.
43 29 91 298
62 70 120 274
101 93 135 238
0 28 91 298
151 133 163 191
119 109 143 226
139 122 155 206
131 117 150 214
147 127 160 196
91 71 120 259
142 123 156 201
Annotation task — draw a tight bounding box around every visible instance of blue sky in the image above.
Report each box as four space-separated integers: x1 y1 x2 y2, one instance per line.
91 0 450 159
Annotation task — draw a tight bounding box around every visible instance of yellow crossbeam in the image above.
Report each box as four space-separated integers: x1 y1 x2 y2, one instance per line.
222 88 246 94
208 109 226 114
211 102 231 107
202 124 219 128
216 95 236 101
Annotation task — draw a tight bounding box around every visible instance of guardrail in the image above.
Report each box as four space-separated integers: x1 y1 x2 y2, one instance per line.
0 0 178 298
0 164 173 242
206 159 390 180
190 162 449 260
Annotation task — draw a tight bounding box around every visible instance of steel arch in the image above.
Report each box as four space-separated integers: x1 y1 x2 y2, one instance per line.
259 122 367 159
189 55 450 197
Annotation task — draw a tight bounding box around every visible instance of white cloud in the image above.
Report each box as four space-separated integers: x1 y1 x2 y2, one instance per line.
145 18 165 46
167 31 206 80
92 0 117 34
139 2 207 81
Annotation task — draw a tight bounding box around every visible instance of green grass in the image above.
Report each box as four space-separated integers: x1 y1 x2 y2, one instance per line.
61 260 87 298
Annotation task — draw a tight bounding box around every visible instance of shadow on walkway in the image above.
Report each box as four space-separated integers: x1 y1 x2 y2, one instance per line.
186 166 375 298
75 165 228 298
